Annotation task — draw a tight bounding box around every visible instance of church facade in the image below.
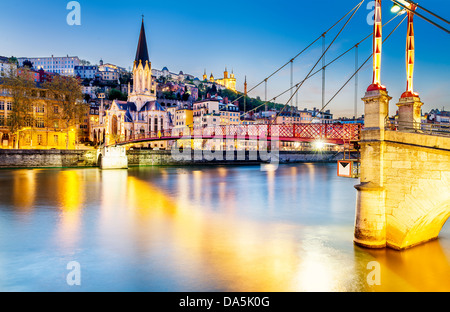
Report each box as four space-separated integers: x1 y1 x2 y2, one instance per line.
92 19 172 148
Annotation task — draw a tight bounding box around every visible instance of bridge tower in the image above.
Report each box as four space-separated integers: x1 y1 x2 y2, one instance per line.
354 0 450 250
354 0 391 248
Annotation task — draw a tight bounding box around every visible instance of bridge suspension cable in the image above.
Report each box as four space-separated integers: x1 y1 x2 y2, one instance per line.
272 0 365 123
231 0 366 106
391 0 450 34
403 0 450 25
238 11 404 118
310 14 407 123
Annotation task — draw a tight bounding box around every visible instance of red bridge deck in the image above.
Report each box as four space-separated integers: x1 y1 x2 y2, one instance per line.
111 124 361 147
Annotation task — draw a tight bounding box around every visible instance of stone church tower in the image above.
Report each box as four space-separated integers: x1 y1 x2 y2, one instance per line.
128 18 156 111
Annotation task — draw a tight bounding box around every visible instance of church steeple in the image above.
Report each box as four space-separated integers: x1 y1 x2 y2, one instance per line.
129 16 156 111
135 17 149 65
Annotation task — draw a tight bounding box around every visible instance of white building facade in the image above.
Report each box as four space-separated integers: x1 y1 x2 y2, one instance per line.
17 56 81 76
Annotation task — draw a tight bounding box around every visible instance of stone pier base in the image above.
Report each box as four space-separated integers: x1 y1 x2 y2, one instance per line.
98 146 128 169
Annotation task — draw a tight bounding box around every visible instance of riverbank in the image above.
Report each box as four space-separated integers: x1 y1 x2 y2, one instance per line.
0 149 347 168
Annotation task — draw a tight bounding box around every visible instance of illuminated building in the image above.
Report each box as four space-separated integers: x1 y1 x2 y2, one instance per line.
193 98 220 129
205 68 237 91
0 86 77 149
174 105 193 130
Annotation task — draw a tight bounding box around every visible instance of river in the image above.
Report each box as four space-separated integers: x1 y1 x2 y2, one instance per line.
0 164 449 291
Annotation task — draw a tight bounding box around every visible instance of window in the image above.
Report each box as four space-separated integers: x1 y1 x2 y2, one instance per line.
53 121 59 128
6 102 12 111
0 101 4 110
0 115 4 126
54 135 58 145
37 134 43 145
54 106 59 114
36 117 45 128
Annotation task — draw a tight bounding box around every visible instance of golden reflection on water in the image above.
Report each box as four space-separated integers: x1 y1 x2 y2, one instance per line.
56 170 84 250
13 170 37 213
360 239 450 292
121 171 372 291
5 167 450 291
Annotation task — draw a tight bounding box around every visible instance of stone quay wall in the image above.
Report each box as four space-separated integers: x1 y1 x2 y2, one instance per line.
0 149 346 168
0 149 98 168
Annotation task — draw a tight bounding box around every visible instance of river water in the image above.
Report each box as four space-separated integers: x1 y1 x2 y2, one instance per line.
0 164 449 292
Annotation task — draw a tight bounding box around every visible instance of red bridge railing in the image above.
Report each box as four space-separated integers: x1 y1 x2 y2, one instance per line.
112 124 361 146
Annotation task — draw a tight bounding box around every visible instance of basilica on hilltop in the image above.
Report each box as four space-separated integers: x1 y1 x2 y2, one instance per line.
203 68 237 92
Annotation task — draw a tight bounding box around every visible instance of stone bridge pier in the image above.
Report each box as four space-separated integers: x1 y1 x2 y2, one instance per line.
354 89 450 250
97 146 128 169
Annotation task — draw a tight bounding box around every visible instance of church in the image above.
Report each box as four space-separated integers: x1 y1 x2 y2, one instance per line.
96 18 172 148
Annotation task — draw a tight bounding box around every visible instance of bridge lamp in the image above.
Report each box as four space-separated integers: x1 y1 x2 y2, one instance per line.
313 140 325 150
391 0 408 14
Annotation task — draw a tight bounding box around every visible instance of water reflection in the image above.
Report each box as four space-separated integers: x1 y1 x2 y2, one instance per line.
56 170 84 250
13 170 37 213
0 164 449 291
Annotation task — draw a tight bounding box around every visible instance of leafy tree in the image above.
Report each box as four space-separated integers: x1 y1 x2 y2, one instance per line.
108 89 127 101
8 57 18 65
22 60 33 68
182 92 190 101
84 93 91 102
43 76 87 149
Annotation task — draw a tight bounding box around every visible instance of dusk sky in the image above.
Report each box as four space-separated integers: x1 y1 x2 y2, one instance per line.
1 0 449 116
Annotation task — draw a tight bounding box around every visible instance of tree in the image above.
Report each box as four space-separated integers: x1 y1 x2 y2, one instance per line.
84 93 91 102
22 60 33 68
43 76 87 149
3 67 36 148
108 89 127 101
8 57 18 65
79 59 91 66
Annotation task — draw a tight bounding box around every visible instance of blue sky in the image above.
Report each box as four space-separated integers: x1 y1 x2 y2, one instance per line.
1 0 449 117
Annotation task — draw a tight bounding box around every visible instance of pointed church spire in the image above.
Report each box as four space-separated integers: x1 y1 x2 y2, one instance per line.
135 17 149 64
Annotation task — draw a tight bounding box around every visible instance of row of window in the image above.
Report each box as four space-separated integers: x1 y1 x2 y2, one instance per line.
0 102 12 110
24 134 61 145
0 116 59 128
0 102 59 114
